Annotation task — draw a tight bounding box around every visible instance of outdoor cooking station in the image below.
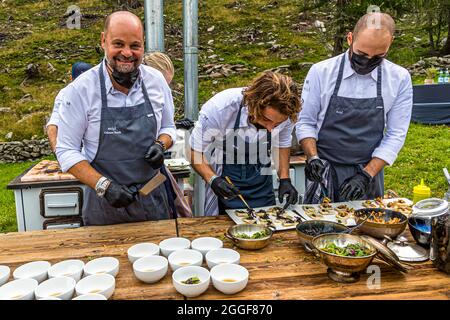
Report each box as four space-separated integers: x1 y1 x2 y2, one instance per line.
0 215 448 300
6 161 191 231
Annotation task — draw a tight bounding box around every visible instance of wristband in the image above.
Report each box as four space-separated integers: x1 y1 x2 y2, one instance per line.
155 140 166 151
307 155 320 163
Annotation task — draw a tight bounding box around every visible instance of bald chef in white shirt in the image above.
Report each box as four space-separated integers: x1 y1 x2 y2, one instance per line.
189 72 301 216
55 11 176 225
296 12 413 203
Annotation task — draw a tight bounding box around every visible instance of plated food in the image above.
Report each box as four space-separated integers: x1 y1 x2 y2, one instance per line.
228 206 302 230
360 197 412 215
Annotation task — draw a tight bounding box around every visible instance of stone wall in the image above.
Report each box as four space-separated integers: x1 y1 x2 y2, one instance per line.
0 139 52 163
408 55 450 77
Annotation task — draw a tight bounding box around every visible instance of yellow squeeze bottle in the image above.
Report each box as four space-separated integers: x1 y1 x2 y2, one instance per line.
413 179 431 204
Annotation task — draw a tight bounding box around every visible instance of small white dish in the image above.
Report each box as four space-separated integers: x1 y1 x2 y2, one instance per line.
13 261 51 283
191 237 223 256
127 243 160 263
39 296 61 300
35 276 76 300
172 266 210 298
0 278 38 300
75 274 115 299
159 238 191 257
0 265 10 286
210 264 249 295
72 293 107 300
83 257 119 277
133 255 168 283
206 248 240 269
48 260 84 282
168 249 203 271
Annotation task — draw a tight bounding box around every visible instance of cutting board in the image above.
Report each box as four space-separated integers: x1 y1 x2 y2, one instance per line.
20 160 76 182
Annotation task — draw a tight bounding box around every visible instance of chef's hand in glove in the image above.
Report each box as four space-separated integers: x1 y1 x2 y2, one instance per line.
305 157 325 183
339 170 373 201
105 181 136 208
210 177 240 200
144 143 165 169
278 178 299 205
175 118 195 130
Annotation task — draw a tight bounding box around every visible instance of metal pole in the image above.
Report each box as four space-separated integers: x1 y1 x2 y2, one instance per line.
183 0 202 216
144 0 164 52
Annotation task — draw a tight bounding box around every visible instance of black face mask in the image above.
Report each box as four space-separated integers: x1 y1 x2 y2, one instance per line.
349 47 385 75
105 58 140 89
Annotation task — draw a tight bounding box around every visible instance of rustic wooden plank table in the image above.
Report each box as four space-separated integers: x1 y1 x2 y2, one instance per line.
177 216 450 300
0 220 183 300
0 216 449 300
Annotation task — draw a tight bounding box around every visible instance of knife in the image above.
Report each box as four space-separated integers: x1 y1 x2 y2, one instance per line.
139 171 167 196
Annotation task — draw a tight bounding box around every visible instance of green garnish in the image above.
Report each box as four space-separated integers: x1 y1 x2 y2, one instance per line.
235 230 270 239
181 276 201 285
321 243 373 257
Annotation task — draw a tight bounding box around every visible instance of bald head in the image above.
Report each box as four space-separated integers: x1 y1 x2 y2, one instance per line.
104 11 144 39
353 12 395 39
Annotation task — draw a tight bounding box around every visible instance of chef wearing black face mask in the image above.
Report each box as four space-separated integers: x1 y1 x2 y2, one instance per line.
295 12 413 203
54 11 177 225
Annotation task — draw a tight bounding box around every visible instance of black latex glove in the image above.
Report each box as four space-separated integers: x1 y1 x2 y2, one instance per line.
278 178 299 205
175 118 195 130
305 158 325 183
104 181 136 208
339 170 373 201
210 177 240 200
144 143 165 169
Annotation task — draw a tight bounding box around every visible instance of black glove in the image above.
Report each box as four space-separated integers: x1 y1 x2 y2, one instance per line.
339 170 373 201
210 176 240 200
175 118 195 130
104 181 136 208
144 143 165 169
278 178 299 205
305 157 325 183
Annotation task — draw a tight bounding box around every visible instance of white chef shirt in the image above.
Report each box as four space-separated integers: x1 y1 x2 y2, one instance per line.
46 88 65 128
296 50 413 165
189 87 294 215
55 61 177 172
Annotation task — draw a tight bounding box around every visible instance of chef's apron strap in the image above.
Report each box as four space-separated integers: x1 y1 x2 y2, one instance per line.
332 55 346 96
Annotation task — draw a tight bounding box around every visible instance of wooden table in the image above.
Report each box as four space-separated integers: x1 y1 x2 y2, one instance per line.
0 216 449 300
0 220 183 300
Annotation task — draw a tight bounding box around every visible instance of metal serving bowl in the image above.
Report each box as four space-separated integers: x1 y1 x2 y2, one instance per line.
310 233 377 282
296 220 348 249
354 208 408 239
225 224 273 250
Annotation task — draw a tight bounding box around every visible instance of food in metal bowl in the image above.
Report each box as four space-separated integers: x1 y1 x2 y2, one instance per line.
320 243 374 257
354 208 408 239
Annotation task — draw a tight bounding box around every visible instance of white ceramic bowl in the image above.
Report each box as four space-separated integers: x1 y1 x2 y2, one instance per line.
48 260 84 282
191 237 223 256
133 255 168 284
13 261 51 283
159 237 191 257
0 278 38 300
72 293 107 300
206 248 240 269
39 296 62 300
0 265 10 286
84 257 119 277
172 266 210 298
210 264 249 295
75 274 115 299
128 243 160 263
35 276 76 300
168 249 203 271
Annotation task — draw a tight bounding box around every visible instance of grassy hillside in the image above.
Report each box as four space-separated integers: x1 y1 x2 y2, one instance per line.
0 0 449 232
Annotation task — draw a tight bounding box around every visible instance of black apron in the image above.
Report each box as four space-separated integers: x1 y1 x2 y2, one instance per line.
218 104 275 213
307 54 385 203
83 63 170 225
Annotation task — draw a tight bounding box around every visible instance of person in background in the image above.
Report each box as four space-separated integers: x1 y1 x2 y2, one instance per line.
143 51 192 217
46 62 93 152
55 11 176 225
296 12 413 203
189 72 301 216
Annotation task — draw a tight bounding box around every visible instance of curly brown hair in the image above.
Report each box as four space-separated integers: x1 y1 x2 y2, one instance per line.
243 71 301 123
